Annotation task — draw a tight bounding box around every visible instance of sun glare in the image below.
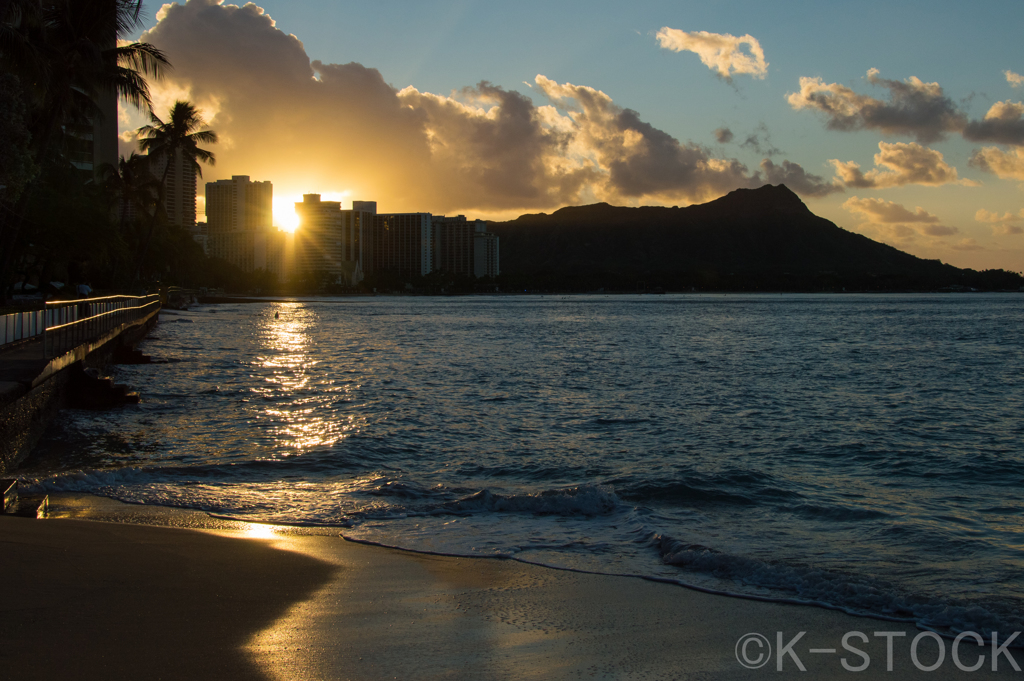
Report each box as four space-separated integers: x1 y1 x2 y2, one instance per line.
273 197 301 233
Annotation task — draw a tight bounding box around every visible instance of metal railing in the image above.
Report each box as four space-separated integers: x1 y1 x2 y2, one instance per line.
1 309 48 347
41 294 161 358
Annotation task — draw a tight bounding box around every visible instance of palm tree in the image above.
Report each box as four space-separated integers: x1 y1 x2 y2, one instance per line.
99 152 159 285
100 151 159 242
0 0 169 299
132 100 217 284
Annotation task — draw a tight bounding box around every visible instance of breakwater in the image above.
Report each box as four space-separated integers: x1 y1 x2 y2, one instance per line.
0 297 160 474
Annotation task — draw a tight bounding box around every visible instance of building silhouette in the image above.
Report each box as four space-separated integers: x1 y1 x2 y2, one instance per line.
206 176 280 273
371 212 433 280
430 215 500 279
473 225 500 278
293 194 370 286
150 149 197 230
291 197 500 286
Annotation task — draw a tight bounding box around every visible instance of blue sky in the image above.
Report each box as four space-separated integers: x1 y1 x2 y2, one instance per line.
127 1 1024 270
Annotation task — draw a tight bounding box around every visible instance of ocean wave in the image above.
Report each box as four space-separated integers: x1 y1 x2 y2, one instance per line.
443 485 621 515
656 534 1024 644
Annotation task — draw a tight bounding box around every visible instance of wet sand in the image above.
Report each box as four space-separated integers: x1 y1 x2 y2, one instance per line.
1 503 1019 680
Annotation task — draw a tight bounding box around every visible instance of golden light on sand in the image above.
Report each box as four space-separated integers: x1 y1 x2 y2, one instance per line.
243 523 279 540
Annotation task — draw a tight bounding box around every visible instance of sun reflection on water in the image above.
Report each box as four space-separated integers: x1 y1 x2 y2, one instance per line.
250 303 363 454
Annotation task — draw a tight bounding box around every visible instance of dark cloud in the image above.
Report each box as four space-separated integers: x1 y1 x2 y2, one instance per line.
714 127 734 143
757 159 841 197
788 69 967 143
397 82 597 209
741 123 782 157
963 101 1024 146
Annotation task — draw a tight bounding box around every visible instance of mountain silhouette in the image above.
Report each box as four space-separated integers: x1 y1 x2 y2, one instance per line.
487 185 1019 291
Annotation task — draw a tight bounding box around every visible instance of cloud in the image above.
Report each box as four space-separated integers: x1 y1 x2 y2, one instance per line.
533 75 761 202
962 100 1024 146
741 123 782 157
787 69 967 143
842 196 957 241
395 83 598 208
975 208 1024 235
843 197 941 224
137 0 815 215
714 127 734 143
757 159 841 197
1007 71 1024 88
951 238 984 251
969 146 1024 180
655 27 768 80
830 141 976 188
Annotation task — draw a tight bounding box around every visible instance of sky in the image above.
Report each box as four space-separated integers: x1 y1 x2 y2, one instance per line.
121 0 1024 272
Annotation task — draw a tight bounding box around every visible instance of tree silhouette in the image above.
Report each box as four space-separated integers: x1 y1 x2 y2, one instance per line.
132 100 217 285
0 0 169 298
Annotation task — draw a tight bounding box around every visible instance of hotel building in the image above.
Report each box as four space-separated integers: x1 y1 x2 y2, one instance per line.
370 212 433 279
291 197 500 285
293 195 373 286
430 215 500 279
206 176 281 273
151 149 198 230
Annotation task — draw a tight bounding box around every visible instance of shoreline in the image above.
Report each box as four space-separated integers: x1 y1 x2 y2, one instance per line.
192 290 1024 303
3 493 1020 679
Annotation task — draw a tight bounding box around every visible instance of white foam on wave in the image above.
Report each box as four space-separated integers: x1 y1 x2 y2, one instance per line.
22 466 171 493
656 535 1024 646
444 485 621 515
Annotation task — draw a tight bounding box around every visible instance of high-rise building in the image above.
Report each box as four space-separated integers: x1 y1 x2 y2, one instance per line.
206 176 279 273
206 176 272 232
431 215 476 276
473 224 500 278
430 215 500 279
293 194 372 285
146 149 197 230
289 197 499 285
371 212 433 279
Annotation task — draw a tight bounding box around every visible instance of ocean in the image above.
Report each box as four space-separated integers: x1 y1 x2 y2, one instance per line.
21 293 1024 641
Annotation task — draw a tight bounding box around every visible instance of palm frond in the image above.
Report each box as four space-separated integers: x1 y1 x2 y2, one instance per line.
113 42 169 77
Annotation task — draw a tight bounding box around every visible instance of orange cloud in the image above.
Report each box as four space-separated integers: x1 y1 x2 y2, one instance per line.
831 142 976 188
655 28 768 80
969 146 1024 180
975 208 1024 235
951 238 984 251
842 196 957 242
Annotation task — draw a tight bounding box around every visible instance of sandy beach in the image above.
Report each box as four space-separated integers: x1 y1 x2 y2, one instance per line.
0 496 1017 680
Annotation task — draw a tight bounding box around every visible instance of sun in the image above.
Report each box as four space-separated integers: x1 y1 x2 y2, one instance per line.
273 197 301 233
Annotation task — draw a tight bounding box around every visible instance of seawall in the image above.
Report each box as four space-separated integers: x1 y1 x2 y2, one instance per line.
0 308 160 475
